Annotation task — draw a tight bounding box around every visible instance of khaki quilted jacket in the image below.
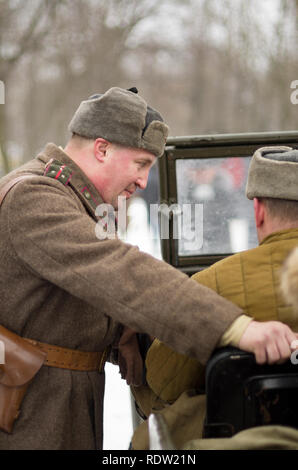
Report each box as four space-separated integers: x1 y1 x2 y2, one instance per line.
145 229 298 403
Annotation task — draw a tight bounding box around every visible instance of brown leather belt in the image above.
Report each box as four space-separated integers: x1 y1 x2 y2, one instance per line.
25 338 107 372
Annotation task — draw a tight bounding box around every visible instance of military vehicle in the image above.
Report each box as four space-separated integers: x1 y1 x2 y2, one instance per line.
159 130 298 273
144 130 298 449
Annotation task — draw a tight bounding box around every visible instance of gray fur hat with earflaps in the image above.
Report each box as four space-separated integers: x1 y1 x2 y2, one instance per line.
246 146 298 201
68 87 169 157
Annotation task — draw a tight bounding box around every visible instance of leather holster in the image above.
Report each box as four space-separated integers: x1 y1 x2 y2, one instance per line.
0 325 46 433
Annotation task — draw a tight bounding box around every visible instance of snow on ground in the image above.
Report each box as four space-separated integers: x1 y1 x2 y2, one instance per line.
103 362 134 450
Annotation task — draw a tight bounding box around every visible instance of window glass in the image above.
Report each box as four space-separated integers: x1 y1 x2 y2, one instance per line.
176 157 258 256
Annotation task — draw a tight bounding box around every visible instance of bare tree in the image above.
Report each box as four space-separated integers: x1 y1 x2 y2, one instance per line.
1 0 297 174
0 0 61 172
6 0 180 162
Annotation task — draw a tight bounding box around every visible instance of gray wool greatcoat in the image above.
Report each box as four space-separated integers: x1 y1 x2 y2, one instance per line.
0 143 242 449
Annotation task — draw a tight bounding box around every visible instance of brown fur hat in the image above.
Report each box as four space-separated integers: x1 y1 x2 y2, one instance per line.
68 87 169 157
246 146 298 200
280 247 298 310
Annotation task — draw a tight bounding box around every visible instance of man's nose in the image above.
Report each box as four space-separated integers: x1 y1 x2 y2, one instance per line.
136 171 149 190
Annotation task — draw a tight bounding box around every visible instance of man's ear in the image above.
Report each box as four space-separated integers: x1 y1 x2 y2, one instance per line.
254 197 265 228
93 138 109 162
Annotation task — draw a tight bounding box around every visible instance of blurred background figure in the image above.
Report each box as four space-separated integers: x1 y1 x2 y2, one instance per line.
125 197 156 256
176 156 256 256
134 164 162 259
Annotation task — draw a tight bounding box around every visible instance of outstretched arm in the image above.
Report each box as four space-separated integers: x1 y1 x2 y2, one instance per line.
238 320 298 364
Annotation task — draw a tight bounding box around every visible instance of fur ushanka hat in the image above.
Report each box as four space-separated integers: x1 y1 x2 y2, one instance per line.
246 146 298 201
68 87 169 157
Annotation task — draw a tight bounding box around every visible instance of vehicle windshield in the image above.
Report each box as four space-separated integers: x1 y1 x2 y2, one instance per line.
176 157 258 256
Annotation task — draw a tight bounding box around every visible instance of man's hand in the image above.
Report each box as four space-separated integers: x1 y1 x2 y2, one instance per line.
238 320 298 364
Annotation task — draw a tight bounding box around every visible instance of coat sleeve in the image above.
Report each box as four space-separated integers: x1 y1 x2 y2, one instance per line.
145 266 218 402
4 178 243 365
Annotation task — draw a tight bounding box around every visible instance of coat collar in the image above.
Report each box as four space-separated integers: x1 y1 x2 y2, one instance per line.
36 143 104 218
261 228 298 246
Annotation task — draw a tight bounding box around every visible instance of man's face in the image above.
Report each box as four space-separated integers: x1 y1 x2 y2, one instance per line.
98 144 157 209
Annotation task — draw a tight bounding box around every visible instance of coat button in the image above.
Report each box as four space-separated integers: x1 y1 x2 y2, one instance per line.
85 192 91 199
